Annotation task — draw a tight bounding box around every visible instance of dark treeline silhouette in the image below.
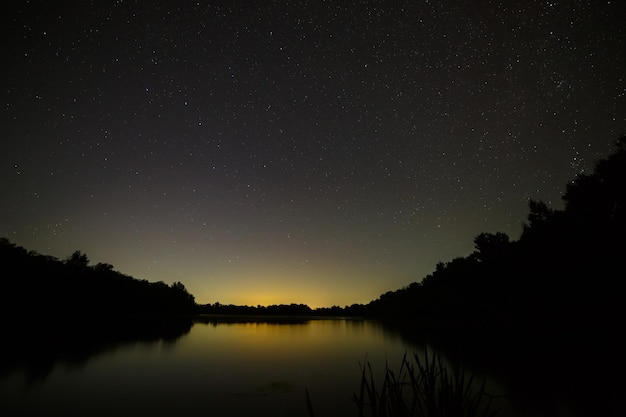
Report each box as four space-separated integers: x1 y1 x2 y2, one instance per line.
195 138 625 329
201 136 625 330
0 243 196 381
3 138 623 416
361 137 625 331
196 301 365 317
4 136 624 332
358 138 626 417
0 241 196 325
0 315 192 384
198 302 314 316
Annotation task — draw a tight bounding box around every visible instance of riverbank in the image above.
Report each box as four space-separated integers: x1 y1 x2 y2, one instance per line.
194 313 364 323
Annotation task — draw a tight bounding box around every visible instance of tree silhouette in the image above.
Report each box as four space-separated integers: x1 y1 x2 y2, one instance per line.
93 262 114 272
361 136 626 331
66 250 89 268
523 199 555 232
472 232 510 263
0 240 197 326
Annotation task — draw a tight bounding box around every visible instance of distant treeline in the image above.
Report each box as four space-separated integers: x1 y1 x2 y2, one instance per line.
200 137 625 329
196 302 364 316
0 242 196 324
361 137 626 330
3 137 624 332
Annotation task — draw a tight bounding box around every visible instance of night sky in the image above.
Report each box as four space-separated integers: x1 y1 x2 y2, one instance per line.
3 1 625 307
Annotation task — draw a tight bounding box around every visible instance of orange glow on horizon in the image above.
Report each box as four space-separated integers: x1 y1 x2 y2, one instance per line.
189 264 393 309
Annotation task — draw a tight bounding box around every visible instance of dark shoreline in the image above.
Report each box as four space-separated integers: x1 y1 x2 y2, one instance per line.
193 313 365 323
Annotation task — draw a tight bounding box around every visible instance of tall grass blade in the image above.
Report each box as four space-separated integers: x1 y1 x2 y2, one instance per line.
351 349 499 417
305 388 315 417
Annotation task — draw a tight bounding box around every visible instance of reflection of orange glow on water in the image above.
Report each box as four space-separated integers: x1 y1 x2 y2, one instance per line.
187 320 393 361
1 319 521 417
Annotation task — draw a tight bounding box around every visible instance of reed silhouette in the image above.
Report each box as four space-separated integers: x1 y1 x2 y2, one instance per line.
352 350 498 417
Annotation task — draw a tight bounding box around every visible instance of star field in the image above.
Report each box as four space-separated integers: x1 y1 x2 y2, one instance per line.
2 1 625 307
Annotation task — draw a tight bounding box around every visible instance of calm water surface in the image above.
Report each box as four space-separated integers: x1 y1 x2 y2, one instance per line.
0 317 587 417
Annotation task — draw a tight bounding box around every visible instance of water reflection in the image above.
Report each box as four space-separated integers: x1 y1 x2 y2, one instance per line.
0 316 193 385
385 322 624 417
0 318 415 417
2 318 620 417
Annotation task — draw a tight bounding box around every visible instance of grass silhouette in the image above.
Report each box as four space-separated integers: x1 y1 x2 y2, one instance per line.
305 349 499 417
351 350 499 417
